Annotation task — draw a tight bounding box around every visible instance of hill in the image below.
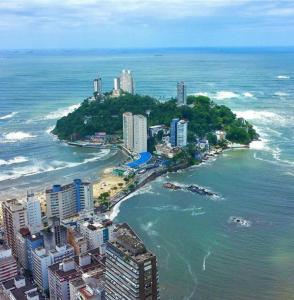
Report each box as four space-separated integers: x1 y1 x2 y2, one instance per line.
53 93 258 145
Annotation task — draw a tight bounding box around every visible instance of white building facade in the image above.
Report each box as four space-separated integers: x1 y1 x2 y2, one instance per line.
123 112 134 150
26 192 43 234
120 70 134 94
176 120 188 147
133 114 147 153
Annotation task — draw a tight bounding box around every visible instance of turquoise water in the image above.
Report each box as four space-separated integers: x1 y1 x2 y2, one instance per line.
0 49 293 299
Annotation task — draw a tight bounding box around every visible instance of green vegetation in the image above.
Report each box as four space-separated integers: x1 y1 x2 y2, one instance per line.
53 93 257 145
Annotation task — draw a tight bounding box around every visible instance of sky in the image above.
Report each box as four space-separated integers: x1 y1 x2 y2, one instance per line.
0 0 294 49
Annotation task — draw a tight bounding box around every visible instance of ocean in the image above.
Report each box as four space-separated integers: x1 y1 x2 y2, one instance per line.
0 48 293 299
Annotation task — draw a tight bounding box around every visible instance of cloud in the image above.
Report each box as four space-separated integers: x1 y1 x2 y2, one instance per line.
0 0 294 48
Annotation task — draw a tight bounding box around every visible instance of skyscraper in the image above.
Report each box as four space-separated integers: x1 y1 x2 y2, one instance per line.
170 118 179 147
133 114 147 153
46 179 93 220
123 112 134 150
2 199 28 255
93 77 102 95
170 118 188 148
177 120 188 147
177 81 187 106
120 69 134 94
105 223 159 299
26 192 43 234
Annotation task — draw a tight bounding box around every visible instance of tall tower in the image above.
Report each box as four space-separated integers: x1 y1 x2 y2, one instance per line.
133 114 147 153
170 118 179 147
105 223 159 299
177 81 187 106
26 192 43 234
2 199 28 255
123 112 134 150
177 120 188 147
93 77 102 95
120 69 134 94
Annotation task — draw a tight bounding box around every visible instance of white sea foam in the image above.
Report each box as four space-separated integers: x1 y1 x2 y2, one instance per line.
193 92 210 97
1 131 37 143
140 221 159 237
274 92 289 97
202 250 211 271
0 112 18 120
0 156 29 166
243 92 254 98
46 126 55 134
0 150 110 182
43 104 80 120
235 110 288 126
214 91 240 100
277 75 290 79
108 185 153 220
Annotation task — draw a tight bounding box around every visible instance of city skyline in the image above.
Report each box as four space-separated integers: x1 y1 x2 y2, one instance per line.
0 0 294 49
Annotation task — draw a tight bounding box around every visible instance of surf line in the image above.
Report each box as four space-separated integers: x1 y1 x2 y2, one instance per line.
202 250 211 271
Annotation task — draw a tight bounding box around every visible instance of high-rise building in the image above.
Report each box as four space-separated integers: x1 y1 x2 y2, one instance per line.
177 120 188 147
78 219 113 254
49 250 104 300
105 223 159 300
123 112 134 150
133 114 148 153
170 118 179 147
32 244 74 292
0 245 18 283
2 199 28 255
120 69 134 94
26 192 43 234
177 81 187 106
46 179 93 220
170 118 188 148
93 77 102 95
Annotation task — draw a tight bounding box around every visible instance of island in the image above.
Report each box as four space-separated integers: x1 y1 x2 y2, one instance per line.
52 90 258 212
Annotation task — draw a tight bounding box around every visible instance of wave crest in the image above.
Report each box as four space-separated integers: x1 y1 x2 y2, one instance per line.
0 156 29 166
1 131 37 143
0 112 18 120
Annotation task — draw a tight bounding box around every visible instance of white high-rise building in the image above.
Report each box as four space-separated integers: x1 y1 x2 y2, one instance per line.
120 70 134 94
32 244 74 292
133 114 147 153
46 179 93 220
93 77 102 95
177 81 187 106
123 112 134 150
26 192 43 234
176 120 188 147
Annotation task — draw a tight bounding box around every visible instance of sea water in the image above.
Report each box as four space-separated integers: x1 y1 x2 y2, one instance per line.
0 48 293 299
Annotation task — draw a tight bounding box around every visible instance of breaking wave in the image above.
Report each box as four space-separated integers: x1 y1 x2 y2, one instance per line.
108 185 154 220
214 91 240 100
43 104 80 120
0 156 29 166
274 92 288 97
0 112 18 120
277 75 290 79
242 92 254 98
235 110 289 126
0 150 110 182
1 131 37 143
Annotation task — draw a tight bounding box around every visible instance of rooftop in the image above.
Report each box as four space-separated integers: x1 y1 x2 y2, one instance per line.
127 152 152 169
110 223 155 263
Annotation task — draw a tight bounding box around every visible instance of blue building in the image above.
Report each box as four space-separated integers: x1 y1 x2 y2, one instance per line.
170 118 179 147
27 234 44 271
